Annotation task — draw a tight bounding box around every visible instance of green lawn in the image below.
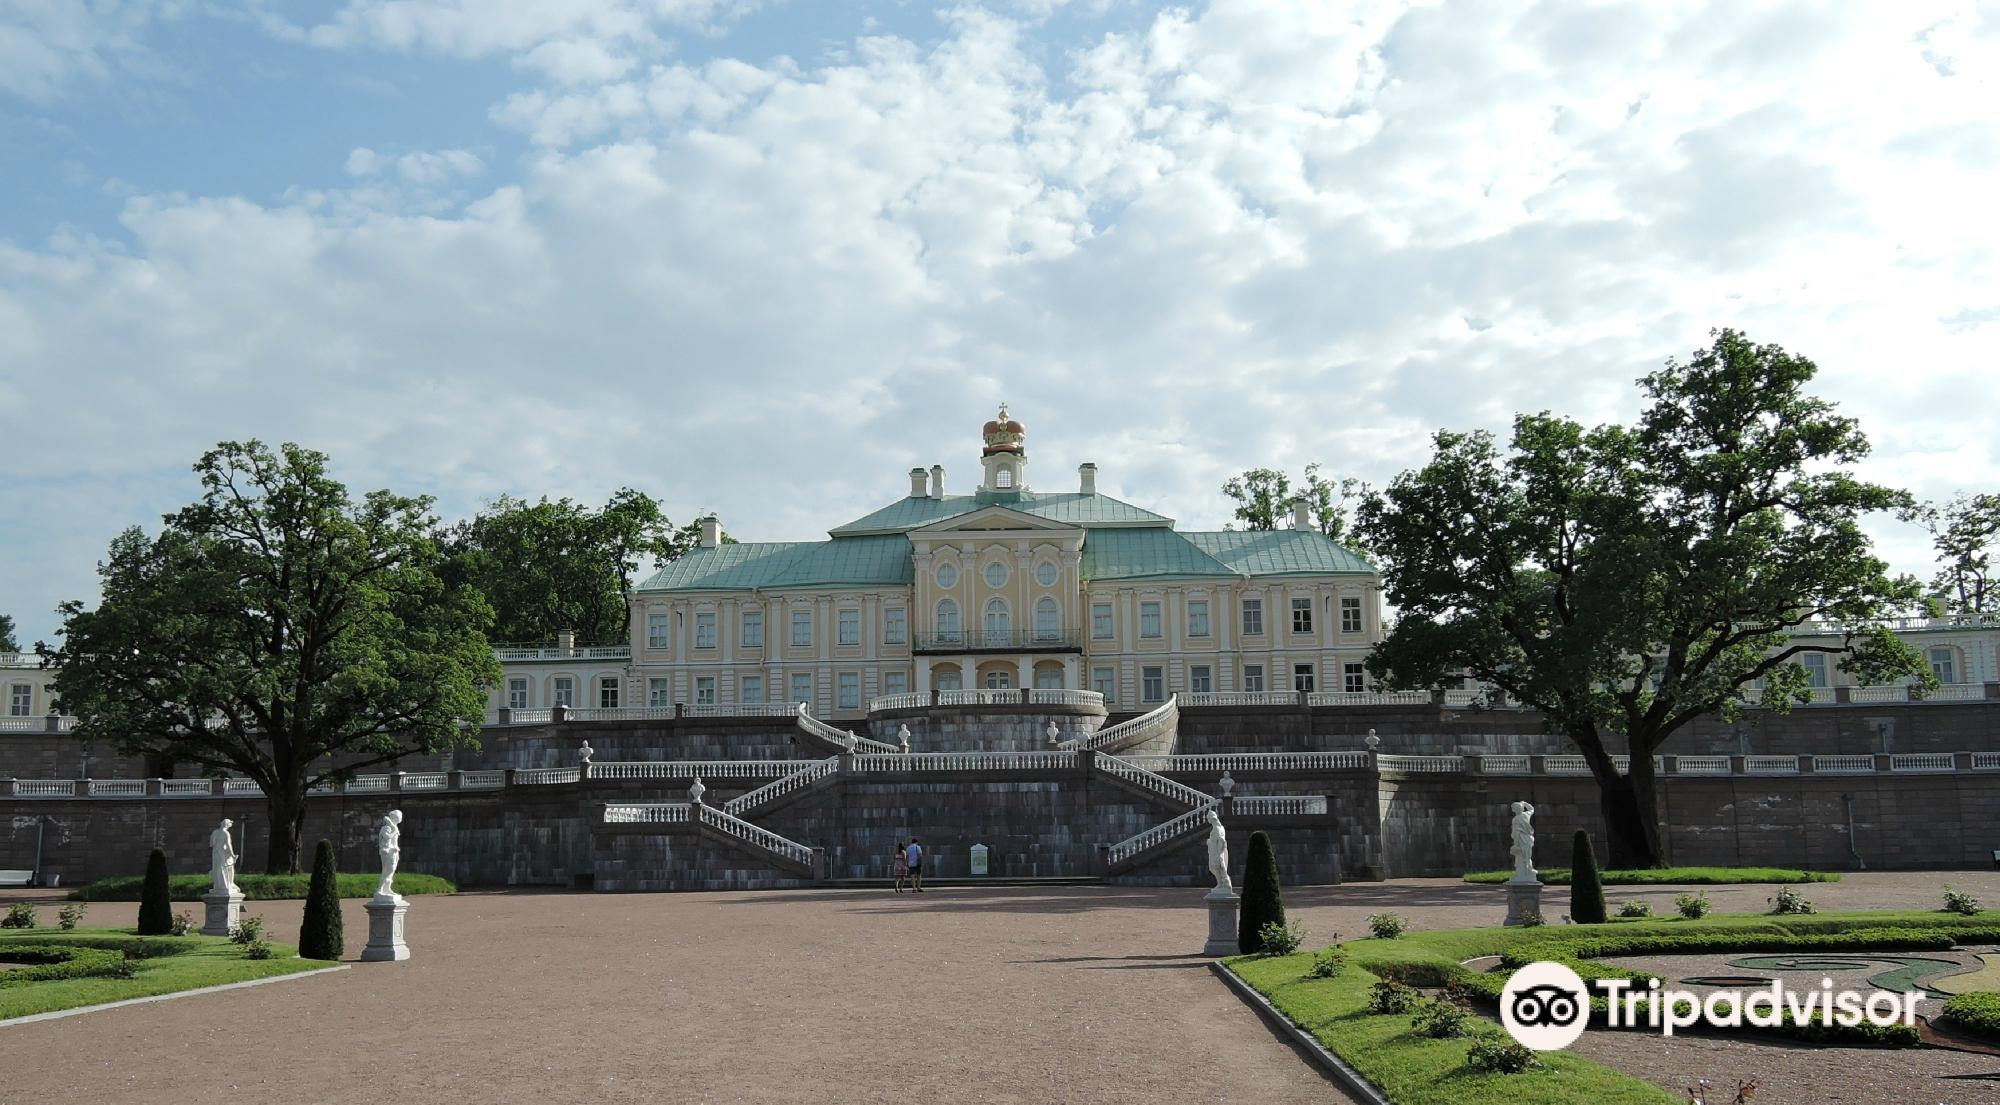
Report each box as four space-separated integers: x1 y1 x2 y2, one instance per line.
0 928 332 1020
69 872 455 902
1225 907 2000 1104
1462 866 1839 886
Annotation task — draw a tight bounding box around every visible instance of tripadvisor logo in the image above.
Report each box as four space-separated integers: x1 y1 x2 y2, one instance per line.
1499 960 1922 1051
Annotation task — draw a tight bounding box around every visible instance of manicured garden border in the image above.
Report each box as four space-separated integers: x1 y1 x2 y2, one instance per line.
69 872 455 902
0 929 330 1020
1462 866 1838 886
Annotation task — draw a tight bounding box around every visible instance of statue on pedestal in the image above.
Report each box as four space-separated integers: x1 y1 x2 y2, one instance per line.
209 818 239 897
578 740 594 766
374 809 404 900
1218 770 1235 798
689 776 707 805
1205 810 1232 893
897 725 912 755
1046 721 1061 748
1508 801 1537 882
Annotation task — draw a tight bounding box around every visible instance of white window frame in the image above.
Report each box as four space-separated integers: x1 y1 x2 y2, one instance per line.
1035 561 1058 587
1291 597 1313 634
983 598 1010 646
1190 665 1212 694
1091 602 1113 639
1139 601 1162 639
1034 596 1061 641
1343 663 1366 694
984 561 1009 588
884 607 907 645
1141 665 1164 702
695 677 716 706
837 608 860 646
741 610 764 648
646 612 669 649
1187 600 1209 638
884 670 908 695
789 672 814 706
936 668 963 691
791 609 812 648
935 599 961 642
1929 646 1958 685
1092 666 1115 702
1241 598 1263 636
1801 652 1829 689
1292 664 1314 694
1340 596 1363 634
648 678 671 708
695 611 717 649
1242 665 1264 693
984 668 1012 689
552 676 575 707
506 678 528 710
598 677 620 709
1034 667 1062 689
741 675 764 705
838 672 860 710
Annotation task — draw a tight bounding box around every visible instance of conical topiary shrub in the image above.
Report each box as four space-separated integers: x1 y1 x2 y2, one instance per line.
1571 829 1607 924
297 839 344 961
137 848 173 935
1237 830 1286 954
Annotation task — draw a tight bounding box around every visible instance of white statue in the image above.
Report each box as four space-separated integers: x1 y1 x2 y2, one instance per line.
1046 721 1060 748
1508 801 1537 882
374 809 404 900
689 775 707 805
1205 811 1232 892
1218 770 1235 798
209 818 239 896
577 740 594 766
897 725 912 755
1364 728 1381 750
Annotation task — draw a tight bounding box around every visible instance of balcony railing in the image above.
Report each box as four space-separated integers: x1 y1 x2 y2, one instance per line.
491 644 632 661
911 628 1083 653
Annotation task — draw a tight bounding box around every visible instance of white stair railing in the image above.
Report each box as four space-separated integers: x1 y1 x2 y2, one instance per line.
696 803 815 867
722 758 840 815
1091 754 1212 809
1060 695 1177 753
795 706 898 754
1107 800 1219 867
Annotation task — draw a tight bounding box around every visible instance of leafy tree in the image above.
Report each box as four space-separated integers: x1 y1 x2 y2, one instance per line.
0 613 17 652
1359 330 1929 867
1570 830 1606 924
1223 464 1368 542
440 489 703 645
1236 830 1286 954
47 441 498 873
1903 493 1999 615
298 839 344 960
138 849 173 936
1298 463 1370 546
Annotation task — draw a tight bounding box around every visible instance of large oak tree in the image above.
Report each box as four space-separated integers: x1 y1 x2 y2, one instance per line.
48 441 499 873
1358 330 1929 867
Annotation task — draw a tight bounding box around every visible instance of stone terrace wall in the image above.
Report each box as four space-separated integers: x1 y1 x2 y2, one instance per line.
869 705 1106 753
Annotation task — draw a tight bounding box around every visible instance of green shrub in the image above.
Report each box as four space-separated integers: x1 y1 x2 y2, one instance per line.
1464 1036 1540 1074
1411 996 1470 1038
168 911 196 937
1367 979 1421 1015
1569 831 1606 924
1462 866 1837 885
0 943 135 986
56 903 86 931
1516 911 1546 927
136 849 173 936
297 839 344 961
1305 945 1346 980
1941 992 2000 1042
229 915 265 945
1 902 36 929
243 940 275 961
1365 912 1408 939
1674 891 1712 919
1258 919 1305 956
1236 831 1285 955
1944 885 1982 916
72 871 456 903
1618 900 1653 918
1770 887 1816 915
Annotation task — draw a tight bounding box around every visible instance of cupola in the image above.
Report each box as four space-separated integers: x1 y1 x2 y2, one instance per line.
979 402 1028 496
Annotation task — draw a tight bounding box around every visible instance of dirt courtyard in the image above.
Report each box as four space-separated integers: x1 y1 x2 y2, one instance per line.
5 872 2000 1105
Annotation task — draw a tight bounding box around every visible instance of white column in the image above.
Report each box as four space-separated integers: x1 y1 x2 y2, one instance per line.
1062 653 1078 689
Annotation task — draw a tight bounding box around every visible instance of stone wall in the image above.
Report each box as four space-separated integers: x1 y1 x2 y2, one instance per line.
870 705 1106 753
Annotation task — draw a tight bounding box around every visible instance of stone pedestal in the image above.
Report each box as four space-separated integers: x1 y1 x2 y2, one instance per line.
200 890 242 937
1503 877 1544 926
361 895 410 962
1203 886 1241 956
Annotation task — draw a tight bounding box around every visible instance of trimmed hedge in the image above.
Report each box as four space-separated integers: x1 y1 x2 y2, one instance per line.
1238 831 1285 955
0 944 134 986
297 840 344 962
71 872 455 902
137 850 173 936
1570 831 1606 925
1941 992 2000 1043
1464 866 1838 886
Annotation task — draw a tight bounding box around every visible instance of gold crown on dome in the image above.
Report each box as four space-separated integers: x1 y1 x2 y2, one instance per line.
982 402 1026 443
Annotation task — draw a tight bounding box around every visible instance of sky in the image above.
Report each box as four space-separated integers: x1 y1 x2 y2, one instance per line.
2 0 1997 647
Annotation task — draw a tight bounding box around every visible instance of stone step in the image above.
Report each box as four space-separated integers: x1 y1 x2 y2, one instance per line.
822 875 1101 888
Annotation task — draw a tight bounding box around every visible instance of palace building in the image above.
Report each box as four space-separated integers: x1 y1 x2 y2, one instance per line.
623 407 1385 721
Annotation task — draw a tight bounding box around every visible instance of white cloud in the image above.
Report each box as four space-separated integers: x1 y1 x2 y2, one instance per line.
0 0 189 101
4 0 1999 641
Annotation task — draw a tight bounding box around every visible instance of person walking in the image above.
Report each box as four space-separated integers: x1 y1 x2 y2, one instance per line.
905 838 924 893
893 838 909 893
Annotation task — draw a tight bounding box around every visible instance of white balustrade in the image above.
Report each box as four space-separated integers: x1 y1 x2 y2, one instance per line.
1744 755 1800 775
590 760 819 780
1811 755 1875 774
493 645 633 661
0 716 75 732
346 774 390 791
90 779 145 797
1091 754 1213 808
1374 754 1465 773
1061 695 1177 754
222 777 263 795
1926 683 1987 702
1180 691 1301 708
161 778 213 796
1306 690 1432 707
695 804 814 865
1798 613 2000 633
513 767 582 785
1230 795 1329 816
1974 753 2000 772
1847 685 1907 704
1478 755 1532 775
1026 689 1105 708
722 758 839 814
796 709 897 754
1890 753 1956 773
460 769 506 789
603 803 691 824
1107 800 1219 866
16 780 74 797
1116 752 1371 774
679 703 801 718
565 706 675 722
508 708 554 725
400 772 449 790
1542 755 1592 775
937 690 1023 706
852 752 1079 774
1674 756 1733 775
867 692 930 712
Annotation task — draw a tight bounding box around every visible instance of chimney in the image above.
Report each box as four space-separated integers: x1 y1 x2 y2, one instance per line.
909 467 928 497
929 465 944 498
1078 462 1097 495
699 515 721 548
1291 498 1312 530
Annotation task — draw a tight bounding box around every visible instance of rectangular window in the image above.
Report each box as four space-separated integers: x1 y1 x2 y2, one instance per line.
1801 652 1829 689
1141 666 1164 702
695 612 716 649
1241 598 1263 636
791 609 812 647
506 678 528 710
1139 601 1162 639
1291 597 1313 634
884 607 907 645
741 676 764 704
1035 668 1062 689
838 672 860 709
598 677 620 709
8 683 31 716
552 677 574 707
1243 665 1264 693
1292 664 1315 694
1190 665 1212 694
695 677 716 706
1091 602 1114 639
789 672 814 706
646 612 669 649
648 678 671 708
1340 596 1363 634
837 608 860 646
1929 647 1957 684
1187 600 1210 638
1092 667 1116 702
1344 663 1366 694
741 610 764 648
884 671 908 695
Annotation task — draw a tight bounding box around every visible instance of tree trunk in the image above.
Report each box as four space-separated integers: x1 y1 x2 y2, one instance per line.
1598 770 1663 869
263 789 308 874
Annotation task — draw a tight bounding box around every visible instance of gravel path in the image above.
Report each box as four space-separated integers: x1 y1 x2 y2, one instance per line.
4 871 1999 1104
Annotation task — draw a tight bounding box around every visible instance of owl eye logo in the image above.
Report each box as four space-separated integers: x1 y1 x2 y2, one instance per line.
1507 984 1583 1027
1499 961 1592 1050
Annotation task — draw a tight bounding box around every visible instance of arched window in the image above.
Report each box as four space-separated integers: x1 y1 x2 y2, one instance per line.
984 598 1010 645
1035 596 1061 641
935 599 961 644
996 469 1013 488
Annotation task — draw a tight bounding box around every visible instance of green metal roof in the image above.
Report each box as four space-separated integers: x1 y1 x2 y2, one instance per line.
1182 530 1377 576
1079 529 1236 581
636 535 915 593
829 491 1170 535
